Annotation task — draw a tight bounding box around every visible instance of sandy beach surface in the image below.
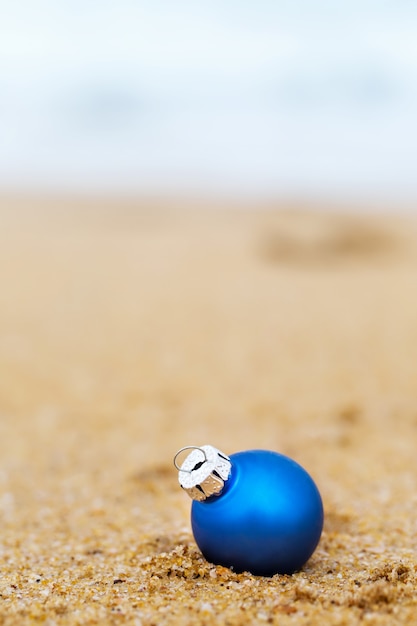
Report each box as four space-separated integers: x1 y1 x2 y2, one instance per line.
1 196 417 625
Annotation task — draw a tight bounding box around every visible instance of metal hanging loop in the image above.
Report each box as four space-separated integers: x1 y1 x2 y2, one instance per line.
173 446 208 472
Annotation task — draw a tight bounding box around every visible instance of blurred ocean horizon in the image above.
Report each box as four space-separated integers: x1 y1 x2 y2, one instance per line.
1 1 417 203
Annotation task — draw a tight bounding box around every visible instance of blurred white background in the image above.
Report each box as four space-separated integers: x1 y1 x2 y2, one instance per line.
1 0 417 201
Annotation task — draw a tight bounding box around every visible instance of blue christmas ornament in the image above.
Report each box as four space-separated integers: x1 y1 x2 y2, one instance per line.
174 445 323 576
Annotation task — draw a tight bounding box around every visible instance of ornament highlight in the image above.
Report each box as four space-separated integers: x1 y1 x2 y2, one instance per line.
174 445 324 576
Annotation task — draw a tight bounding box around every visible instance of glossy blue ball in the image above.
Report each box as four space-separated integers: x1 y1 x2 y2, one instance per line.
191 450 323 576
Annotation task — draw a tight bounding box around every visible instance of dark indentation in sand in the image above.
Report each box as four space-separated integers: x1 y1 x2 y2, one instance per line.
324 511 357 535
131 464 177 493
259 214 398 266
338 404 362 425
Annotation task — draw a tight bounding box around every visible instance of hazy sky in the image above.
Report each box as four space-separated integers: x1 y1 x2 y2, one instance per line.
1 1 417 199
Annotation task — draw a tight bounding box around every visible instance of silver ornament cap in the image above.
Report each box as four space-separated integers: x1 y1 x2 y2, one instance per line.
174 445 232 502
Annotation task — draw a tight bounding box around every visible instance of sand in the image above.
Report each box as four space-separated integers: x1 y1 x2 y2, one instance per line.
0 196 417 625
